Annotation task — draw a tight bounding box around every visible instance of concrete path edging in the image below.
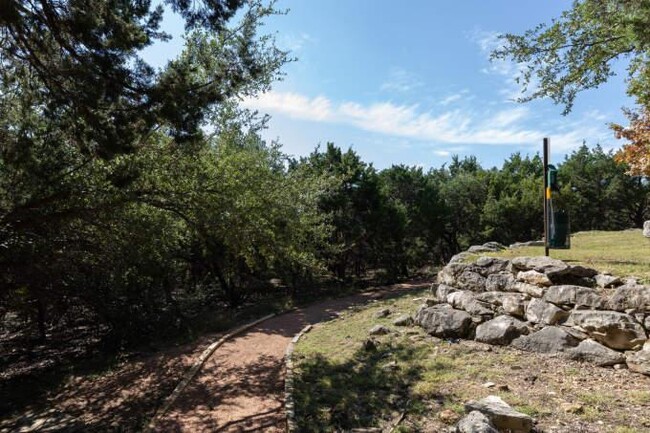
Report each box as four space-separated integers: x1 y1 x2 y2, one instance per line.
145 312 280 431
284 324 312 432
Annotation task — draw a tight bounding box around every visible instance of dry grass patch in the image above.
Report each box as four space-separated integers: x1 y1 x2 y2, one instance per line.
487 230 650 283
293 287 650 432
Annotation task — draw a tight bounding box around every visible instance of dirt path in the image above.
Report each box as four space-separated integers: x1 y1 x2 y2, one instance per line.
152 282 428 433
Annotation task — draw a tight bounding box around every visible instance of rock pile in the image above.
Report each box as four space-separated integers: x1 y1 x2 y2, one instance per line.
416 252 650 375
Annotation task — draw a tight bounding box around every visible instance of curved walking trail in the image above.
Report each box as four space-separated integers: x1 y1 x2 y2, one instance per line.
151 281 428 432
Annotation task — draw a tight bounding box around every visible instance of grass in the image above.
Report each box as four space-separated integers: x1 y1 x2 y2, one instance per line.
292 284 650 432
487 229 650 283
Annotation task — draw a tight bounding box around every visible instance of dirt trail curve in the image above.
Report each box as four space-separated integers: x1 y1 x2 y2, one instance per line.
151 282 428 433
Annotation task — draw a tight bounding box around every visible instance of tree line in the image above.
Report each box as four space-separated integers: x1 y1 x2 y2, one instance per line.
1 0 649 349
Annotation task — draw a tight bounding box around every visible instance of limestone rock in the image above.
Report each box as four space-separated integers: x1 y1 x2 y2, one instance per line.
468 242 506 254
436 284 459 302
485 272 515 292
447 290 494 317
510 281 545 298
565 338 626 366
607 284 650 312
594 274 622 289
483 241 507 251
502 294 528 318
568 310 647 350
415 304 473 338
393 314 413 326
369 325 391 336
511 256 569 277
449 252 473 264
644 220 650 238
517 270 552 287
464 395 533 433
374 308 390 318
475 315 530 345
474 257 510 276
456 270 487 292
566 265 599 278
627 346 650 375
525 298 569 325
512 326 580 354
439 408 461 424
475 291 509 305
543 285 605 309
468 245 496 253
475 292 529 317
456 410 498 433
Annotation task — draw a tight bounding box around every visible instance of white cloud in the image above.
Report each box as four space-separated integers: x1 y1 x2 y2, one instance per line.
434 150 451 156
278 33 314 52
249 91 332 121
380 68 423 93
242 90 610 152
471 29 539 102
440 94 462 106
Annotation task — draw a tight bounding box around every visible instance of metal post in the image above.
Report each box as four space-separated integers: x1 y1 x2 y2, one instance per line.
543 137 550 257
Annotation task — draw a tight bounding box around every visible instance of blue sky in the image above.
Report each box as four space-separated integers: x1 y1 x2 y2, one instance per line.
142 1 634 169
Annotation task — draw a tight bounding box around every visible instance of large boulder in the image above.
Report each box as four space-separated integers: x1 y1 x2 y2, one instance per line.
626 345 650 375
475 315 530 346
415 304 473 338
565 339 626 366
502 294 528 318
525 298 569 325
436 284 458 302
516 270 552 287
594 274 622 289
485 272 515 292
510 281 545 298
474 292 529 318
446 291 494 317
456 411 498 433
644 220 650 238
543 285 605 309
607 284 650 312
464 395 533 433
456 270 487 292
511 256 569 278
393 314 413 326
568 310 647 350
512 326 580 354
474 257 510 277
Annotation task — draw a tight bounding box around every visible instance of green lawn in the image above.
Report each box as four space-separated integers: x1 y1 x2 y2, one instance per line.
489 230 650 283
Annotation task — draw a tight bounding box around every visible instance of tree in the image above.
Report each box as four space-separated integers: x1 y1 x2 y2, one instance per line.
0 0 289 342
0 0 286 157
492 0 650 114
557 144 649 230
612 107 650 176
481 153 544 244
297 143 385 281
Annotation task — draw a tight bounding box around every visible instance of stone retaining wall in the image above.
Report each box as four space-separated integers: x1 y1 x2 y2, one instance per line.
416 244 650 375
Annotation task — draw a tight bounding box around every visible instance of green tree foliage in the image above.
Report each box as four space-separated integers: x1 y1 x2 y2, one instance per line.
557 144 650 231
492 0 650 113
433 156 489 252
481 153 544 245
0 0 285 155
0 0 297 343
296 143 386 280
379 165 445 275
